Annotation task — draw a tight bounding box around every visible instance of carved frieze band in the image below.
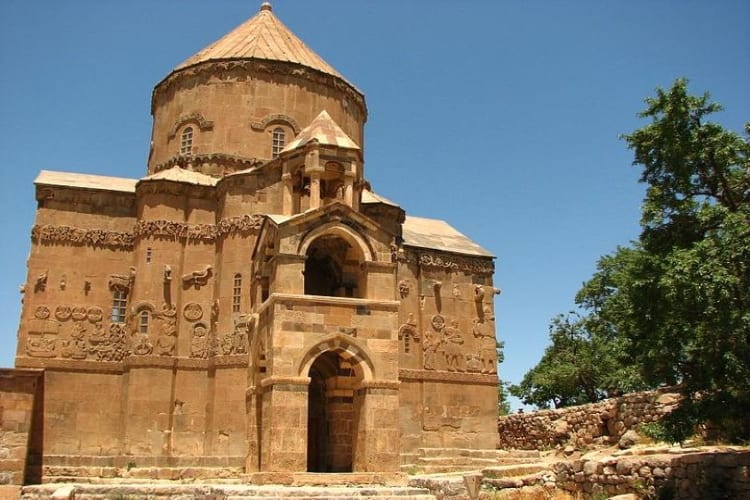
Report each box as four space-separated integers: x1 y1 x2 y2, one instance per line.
399 368 498 385
409 250 495 276
135 215 263 242
31 225 134 250
31 215 264 248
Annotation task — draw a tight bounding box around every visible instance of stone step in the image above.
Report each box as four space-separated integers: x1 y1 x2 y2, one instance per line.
482 462 551 478
482 472 547 490
42 465 245 482
416 448 540 459
21 483 438 499
403 454 544 475
407 464 486 475
415 456 540 466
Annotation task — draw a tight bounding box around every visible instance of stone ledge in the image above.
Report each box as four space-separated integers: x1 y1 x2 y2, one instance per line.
399 369 499 385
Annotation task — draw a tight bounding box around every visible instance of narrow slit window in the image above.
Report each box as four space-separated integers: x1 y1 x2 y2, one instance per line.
146 247 152 263
232 273 242 313
180 126 193 156
272 127 285 159
138 310 149 334
111 289 127 323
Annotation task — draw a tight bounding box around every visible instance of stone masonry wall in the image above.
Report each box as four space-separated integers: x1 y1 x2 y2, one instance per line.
0 369 43 486
554 448 750 499
498 389 680 450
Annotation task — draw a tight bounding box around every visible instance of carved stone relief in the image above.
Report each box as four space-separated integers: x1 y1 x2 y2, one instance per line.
155 315 177 356
398 314 420 354
182 266 212 287
55 306 72 321
442 320 465 372
31 225 134 250
25 299 177 361
190 323 214 359
472 318 497 375
183 302 203 321
398 280 410 299
61 322 88 360
35 271 48 292
135 215 263 243
88 323 128 362
87 307 103 323
108 269 135 292
34 306 50 320
220 315 253 355
422 314 496 374
131 335 154 356
71 306 87 321
412 251 494 276
31 215 264 251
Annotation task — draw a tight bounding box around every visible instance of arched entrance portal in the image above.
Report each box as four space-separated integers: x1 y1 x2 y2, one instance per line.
306 351 360 472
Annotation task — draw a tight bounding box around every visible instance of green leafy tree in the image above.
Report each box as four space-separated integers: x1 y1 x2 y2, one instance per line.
498 381 512 416
495 340 512 415
618 79 750 440
509 312 643 408
514 79 750 440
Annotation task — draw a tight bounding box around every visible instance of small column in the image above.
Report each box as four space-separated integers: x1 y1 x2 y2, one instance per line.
343 172 354 207
281 172 293 215
350 161 360 211
310 173 321 209
305 146 322 210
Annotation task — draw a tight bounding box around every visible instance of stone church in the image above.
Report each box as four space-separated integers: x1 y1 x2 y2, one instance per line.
15 3 499 477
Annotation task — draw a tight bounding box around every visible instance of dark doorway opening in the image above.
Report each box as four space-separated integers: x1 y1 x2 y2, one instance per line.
306 351 356 472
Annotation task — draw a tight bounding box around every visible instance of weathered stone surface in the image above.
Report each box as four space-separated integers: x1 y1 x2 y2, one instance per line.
618 430 641 449
498 388 680 450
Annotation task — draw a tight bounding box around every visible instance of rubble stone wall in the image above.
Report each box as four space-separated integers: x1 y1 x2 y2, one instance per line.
0 369 43 486
498 389 680 450
554 449 750 499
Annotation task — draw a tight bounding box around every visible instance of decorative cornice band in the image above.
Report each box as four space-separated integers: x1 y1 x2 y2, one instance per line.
399 368 499 385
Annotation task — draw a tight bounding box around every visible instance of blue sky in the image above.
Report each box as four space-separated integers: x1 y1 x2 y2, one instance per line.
1 1 748 409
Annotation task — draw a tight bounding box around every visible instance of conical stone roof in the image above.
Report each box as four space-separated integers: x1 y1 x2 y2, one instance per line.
175 2 344 81
281 110 360 153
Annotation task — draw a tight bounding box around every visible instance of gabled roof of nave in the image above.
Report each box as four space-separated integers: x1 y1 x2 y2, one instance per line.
34 170 493 257
174 2 348 84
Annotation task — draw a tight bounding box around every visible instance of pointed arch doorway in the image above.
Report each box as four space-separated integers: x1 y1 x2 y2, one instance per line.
306 350 360 472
